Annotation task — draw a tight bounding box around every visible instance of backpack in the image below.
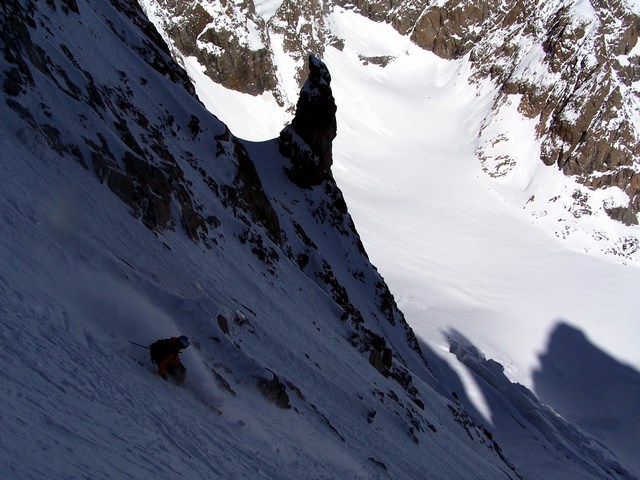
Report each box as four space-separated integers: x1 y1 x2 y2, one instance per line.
149 338 175 364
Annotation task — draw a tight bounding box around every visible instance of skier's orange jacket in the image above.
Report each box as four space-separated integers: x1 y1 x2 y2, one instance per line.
158 351 182 378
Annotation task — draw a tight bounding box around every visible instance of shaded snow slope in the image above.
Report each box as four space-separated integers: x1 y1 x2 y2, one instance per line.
162 5 640 477
533 323 640 475
0 1 521 479
1 1 638 479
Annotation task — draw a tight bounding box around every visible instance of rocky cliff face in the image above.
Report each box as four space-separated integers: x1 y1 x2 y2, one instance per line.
142 0 640 227
351 0 640 225
142 0 337 106
145 0 279 96
411 0 640 226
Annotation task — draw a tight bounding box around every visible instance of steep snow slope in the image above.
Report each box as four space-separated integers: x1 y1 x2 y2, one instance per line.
0 1 530 479
163 5 640 476
1 0 638 479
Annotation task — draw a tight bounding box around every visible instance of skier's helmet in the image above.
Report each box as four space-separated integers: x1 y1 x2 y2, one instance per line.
177 335 190 349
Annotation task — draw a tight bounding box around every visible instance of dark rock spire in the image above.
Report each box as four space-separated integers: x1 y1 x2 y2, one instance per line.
278 55 337 188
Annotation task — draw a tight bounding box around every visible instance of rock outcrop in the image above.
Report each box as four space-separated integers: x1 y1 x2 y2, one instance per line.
278 55 337 188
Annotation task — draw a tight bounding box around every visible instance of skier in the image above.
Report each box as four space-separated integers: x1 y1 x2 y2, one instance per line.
149 335 190 386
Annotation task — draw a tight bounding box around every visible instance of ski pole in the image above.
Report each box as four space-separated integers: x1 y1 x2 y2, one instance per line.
128 340 149 350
